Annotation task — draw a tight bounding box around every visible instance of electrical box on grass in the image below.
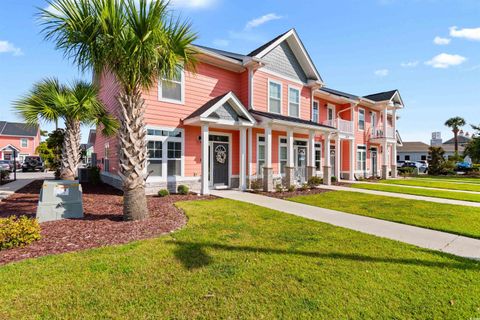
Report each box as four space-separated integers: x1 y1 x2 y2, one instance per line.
36 180 84 223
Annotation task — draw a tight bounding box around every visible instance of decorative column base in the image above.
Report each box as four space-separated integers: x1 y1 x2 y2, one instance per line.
391 165 398 178
323 166 332 185
381 165 389 180
263 167 273 192
285 166 295 188
306 166 316 180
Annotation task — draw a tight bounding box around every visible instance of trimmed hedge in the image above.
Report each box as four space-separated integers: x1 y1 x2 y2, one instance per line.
0 216 41 251
177 185 189 195
157 189 170 197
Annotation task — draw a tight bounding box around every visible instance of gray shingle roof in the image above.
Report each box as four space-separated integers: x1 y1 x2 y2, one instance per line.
320 87 359 100
0 121 38 137
184 92 231 120
443 135 471 145
247 30 290 57
250 110 335 129
195 45 248 62
363 90 398 102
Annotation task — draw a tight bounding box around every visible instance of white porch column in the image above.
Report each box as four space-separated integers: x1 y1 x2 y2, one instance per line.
285 128 295 187
382 106 389 179
323 132 331 185
335 136 341 179
239 127 247 190
391 108 398 178
349 138 355 181
307 130 316 179
201 123 209 195
263 125 273 191
248 127 253 188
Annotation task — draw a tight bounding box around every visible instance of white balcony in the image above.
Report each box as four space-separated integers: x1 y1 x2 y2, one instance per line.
322 118 354 135
371 127 395 139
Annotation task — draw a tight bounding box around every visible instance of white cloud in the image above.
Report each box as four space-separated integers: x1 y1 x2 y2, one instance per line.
425 53 466 69
433 36 451 45
374 69 389 77
245 13 282 30
212 39 229 47
449 26 480 41
400 61 419 68
0 40 23 56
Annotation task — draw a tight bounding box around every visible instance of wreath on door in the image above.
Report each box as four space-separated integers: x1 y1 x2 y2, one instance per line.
215 145 227 164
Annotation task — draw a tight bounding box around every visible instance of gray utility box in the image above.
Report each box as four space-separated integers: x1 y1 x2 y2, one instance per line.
36 180 84 223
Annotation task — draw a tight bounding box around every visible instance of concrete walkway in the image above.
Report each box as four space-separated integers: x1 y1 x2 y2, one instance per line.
211 190 480 260
351 181 480 195
321 185 480 207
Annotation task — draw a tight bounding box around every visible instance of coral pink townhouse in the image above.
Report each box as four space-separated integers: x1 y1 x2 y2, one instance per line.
94 29 404 194
0 121 40 162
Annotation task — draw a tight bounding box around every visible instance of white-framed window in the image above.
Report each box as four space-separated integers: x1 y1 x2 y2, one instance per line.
315 143 322 171
268 80 282 114
371 111 377 133
312 100 319 123
104 143 110 172
278 137 287 174
20 138 28 148
158 66 184 104
327 104 335 121
358 108 365 131
356 145 367 171
146 128 184 178
288 86 300 118
257 135 265 176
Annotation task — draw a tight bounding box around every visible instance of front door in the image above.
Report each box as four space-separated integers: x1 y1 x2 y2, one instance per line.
371 148 378 177
294 145 307 184
209 137 229 187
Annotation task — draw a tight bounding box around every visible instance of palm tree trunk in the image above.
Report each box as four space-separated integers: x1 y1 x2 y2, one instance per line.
117 89 148 221
453 129 459 155
60 119 81 180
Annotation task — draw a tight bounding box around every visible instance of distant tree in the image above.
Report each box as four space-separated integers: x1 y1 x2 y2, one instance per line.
36 129 64 178
428 146 446 175
444 117 466 155
465 124 480 163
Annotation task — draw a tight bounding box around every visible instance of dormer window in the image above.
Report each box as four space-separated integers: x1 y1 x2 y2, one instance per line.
288 86 300 118
159 66 184 104
268 80 282 114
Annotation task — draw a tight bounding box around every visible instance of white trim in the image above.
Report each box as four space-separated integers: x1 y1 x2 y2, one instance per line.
260 68 305 86
20 138 28 148
158 66 185 105
208 131 232 188
267 79 283 115
256 134 265 177
278 135 288 175
0 144 20 152
287 85 301 118
312 99 320 123
327 103 336 121
358 108 366 131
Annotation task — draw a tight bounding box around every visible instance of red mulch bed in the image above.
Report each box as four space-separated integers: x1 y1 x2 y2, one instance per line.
252 182 351 199
0 180 215 265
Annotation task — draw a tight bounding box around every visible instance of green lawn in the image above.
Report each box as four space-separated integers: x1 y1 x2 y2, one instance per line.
290 191 480 239
0 198 479 319
381 178 480 192
352 183 480 203
417 176 480 184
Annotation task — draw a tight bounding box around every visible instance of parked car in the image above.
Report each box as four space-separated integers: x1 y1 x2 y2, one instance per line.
22 156 45 172
0 160 13 172
456 161 472 170
401 161 427 174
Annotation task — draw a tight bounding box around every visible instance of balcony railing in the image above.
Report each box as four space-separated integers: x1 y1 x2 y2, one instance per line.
322 119 354 135
371 127 395 139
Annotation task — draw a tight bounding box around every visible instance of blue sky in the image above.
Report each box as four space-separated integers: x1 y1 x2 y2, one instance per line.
1 0 479 143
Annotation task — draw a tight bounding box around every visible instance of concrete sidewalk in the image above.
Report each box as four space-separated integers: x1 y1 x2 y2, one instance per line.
322 185 480 207
211 190 480 260
0 172 53 201
351 181 480 195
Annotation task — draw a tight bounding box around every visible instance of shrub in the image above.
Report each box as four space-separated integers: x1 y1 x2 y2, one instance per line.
157 189 170 197
331 176 338 183
89 165 101 185
0 169 10 181
440 161 456 175
275 183 283 193
250 178 263 192
177 185 189 195
307 176 322 188
0 216 41 251
398 166 415 178
287 185 296 192
299 183 309 191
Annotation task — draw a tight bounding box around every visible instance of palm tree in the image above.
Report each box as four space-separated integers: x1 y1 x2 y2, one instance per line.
444 116 466 155
39 0 197 220
14 78 118 180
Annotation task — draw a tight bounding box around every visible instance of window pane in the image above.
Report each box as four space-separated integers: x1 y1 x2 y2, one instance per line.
289 103 299 117
280 161 287 174
269 98 281 113
148 160 162 176
289 88 299 103
269 82 281 99
280 146 287 160
167 160 181 176
280 138 287 144
258 145 265 160
161 81 182 101
258 136 265 142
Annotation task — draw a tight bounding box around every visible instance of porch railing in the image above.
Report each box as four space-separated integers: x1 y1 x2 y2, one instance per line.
371 127 395 139
322 119 354 135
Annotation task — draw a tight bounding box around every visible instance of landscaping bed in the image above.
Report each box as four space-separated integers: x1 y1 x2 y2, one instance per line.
250 182 350 199
0 180 214 265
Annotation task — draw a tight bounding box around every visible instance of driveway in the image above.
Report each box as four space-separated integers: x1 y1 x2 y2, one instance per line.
0 171 54 196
